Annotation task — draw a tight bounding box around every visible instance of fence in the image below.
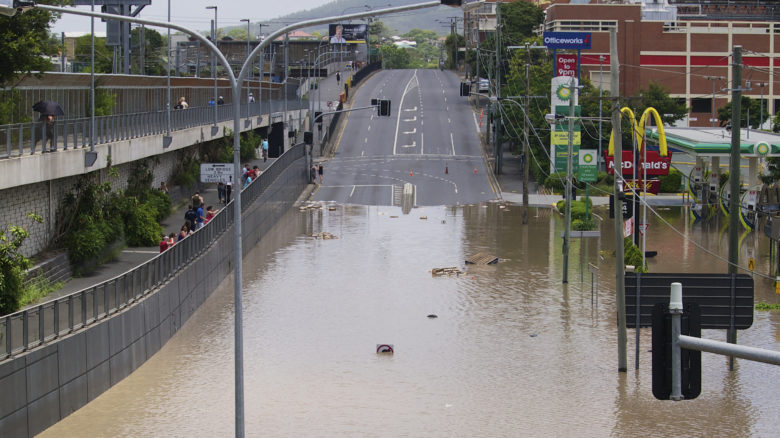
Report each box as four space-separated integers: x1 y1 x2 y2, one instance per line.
0 142 307 362
0 100 306 159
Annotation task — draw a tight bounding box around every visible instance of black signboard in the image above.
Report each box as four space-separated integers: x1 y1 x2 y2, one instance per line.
625 273 753 329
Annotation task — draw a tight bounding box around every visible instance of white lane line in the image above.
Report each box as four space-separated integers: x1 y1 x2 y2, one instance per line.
421 132 424 155
368 125 371 131
401 141 417 148
473 111 480 131
403 128 417 134
404 107 418 112
403 117 417 122
448 118 451 124
350 185 356 198
361 150 365 156
450 132 455 155
364 137 368 143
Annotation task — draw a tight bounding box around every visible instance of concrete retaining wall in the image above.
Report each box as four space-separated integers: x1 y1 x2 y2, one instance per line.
0 152 309 437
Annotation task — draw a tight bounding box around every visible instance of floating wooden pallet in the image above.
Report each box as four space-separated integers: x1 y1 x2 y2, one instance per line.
432 267 464 276
465 252 498 265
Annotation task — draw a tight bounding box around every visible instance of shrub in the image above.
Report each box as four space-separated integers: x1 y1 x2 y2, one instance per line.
658 167 682 193
573 218 597 231
65 219 107 265
0 221 36 315
124 205 162 246
145 189 172 222
545 172 567 192
624 237 647 273
556 198 593 222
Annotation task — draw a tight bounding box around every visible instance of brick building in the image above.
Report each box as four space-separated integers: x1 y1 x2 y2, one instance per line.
464 0 780 127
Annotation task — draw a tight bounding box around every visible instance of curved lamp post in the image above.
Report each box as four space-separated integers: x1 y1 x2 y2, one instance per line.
7 1 463 436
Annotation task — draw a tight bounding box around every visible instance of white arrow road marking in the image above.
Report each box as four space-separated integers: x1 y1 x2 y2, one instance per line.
403 117 417 122
404 107 418 112
403 128 417 134
401 141 417 148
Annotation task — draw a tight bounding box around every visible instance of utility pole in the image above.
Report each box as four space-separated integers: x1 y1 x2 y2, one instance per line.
523 43 530 224
563 77 575 283
610 27 627 372
727 45 742 370
493 3 502 174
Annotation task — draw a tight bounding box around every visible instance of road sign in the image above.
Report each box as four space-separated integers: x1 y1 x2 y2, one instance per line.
200 163 234 183
639 223 649 235
578 149 598 182
748 258 755 271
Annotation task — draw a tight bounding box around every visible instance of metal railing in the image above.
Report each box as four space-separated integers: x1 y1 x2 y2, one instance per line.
0 142 306 361
0 100 306 159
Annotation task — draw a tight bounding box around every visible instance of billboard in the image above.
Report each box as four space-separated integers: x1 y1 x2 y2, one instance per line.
329 23 367 44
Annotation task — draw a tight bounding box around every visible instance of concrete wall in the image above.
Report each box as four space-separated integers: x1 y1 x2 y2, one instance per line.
0 152 309 437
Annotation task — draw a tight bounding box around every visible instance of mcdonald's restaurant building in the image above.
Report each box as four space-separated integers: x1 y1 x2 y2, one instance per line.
543 1 780 128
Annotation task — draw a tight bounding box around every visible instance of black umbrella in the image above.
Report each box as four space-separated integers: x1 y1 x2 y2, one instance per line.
32 100 65 117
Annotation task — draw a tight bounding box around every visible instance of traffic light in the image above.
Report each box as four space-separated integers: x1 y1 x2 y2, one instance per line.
651 302 702 400
304 131 313 145
460 82 471 97
379 99 391 117
314 111 322 126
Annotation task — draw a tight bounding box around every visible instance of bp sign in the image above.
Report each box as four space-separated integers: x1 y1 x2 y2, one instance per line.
578 149 598 182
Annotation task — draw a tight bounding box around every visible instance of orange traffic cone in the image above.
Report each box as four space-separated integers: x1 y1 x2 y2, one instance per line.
473 167 478 174
410 170 414 176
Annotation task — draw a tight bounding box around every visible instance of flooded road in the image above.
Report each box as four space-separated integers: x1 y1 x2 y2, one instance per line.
42 202 780 437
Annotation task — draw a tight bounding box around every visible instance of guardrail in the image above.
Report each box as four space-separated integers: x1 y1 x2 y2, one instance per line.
0 142 306 361
0 100 306 159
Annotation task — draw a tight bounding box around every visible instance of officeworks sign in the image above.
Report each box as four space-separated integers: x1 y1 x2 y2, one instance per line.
543 32 592 50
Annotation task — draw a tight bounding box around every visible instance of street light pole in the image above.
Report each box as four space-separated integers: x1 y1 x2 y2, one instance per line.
241 19 250 117
706 76 724 127
166 0 171 140
206 5 218 126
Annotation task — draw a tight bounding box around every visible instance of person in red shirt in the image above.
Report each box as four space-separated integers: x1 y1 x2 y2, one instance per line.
159 235 169 252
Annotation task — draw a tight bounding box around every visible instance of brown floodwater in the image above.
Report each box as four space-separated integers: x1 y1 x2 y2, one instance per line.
41 202 780 437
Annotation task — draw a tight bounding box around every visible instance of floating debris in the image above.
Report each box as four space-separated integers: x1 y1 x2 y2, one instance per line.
328 206 337 211
420 216 428 220
299 202 323 211
427 314 438 319
310 232 337 240
390 215 399 218
432 267 464 276
376 344 394 354
465 252 499 265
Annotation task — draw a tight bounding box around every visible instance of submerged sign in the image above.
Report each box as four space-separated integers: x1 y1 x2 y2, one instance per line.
543 32 592 50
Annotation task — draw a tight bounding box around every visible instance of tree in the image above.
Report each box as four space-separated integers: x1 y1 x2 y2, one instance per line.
0 0 65 87
227 27 248 41
443 33 464 70
630 82 688 126
0 214 42 315
73 34 113 73
130 27 165 76
718 95 766 129
499 0 546 47
380 45 410 69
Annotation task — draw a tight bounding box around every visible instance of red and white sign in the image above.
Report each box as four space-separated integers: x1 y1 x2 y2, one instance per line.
556 54 578 77
624 217 634 238
623 179 661 195
605 150 672 176
639 223 649 235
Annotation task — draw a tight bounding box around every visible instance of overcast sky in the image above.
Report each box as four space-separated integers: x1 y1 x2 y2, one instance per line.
50 0 334 34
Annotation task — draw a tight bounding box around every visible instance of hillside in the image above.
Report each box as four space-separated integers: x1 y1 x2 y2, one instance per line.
262 0 456 37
